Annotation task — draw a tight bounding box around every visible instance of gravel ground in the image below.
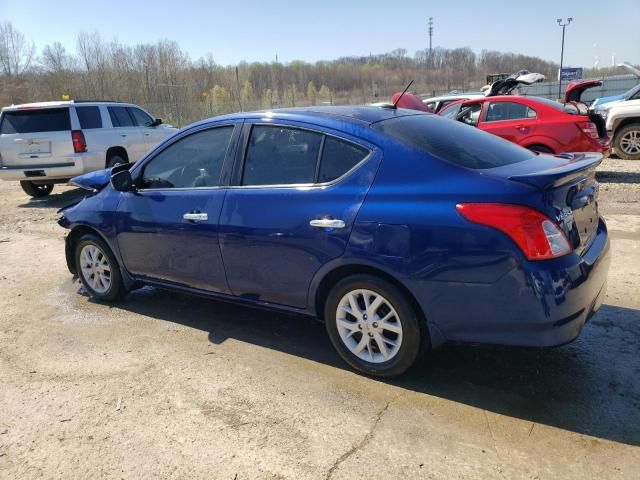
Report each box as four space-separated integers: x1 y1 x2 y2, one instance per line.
0 158 639 479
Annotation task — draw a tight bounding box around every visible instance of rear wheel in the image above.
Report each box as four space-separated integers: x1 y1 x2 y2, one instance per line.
527 144 554 154
614 123 640 160
74 234 126 302
20 181 53 198
324 274 423 378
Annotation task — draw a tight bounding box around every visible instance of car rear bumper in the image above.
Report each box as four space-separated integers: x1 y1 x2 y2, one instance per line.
0 151 103 182
416 218 611 348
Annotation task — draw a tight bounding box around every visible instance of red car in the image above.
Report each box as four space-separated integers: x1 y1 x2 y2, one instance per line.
438 81 609 155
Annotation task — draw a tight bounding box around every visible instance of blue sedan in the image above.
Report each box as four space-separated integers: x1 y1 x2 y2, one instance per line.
58 106 610 377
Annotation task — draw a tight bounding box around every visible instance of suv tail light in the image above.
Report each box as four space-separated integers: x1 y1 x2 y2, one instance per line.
71 130 87 153
456 203 572 260
576 121 599 139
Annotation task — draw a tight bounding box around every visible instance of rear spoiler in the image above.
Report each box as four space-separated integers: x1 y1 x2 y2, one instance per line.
508 153 603 190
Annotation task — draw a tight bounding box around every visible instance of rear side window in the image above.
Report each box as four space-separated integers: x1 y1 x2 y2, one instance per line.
0 108 70 134
373 114 534 170
318 137 369 183
108 106 135 127
243 126 323 186
76 106 102 129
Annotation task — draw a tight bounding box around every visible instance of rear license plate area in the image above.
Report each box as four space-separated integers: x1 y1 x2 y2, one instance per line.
24 170 46 177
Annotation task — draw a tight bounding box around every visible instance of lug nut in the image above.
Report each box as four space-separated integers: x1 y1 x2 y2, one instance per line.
358 324 363 330
372 322 378 328
368 332 373 337
363 314 368 320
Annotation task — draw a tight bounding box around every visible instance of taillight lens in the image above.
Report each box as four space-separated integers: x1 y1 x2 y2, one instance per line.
71 130 87 153
456 203 572 260
576 121 599 139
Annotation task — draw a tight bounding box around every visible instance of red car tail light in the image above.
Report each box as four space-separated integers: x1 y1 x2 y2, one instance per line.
456 203 572 260
576 121 599 139
71 130 87 153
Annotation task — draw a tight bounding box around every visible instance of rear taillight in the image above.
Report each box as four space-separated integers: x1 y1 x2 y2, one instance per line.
71 130 87 153
576 121 599 139
456 203 572 260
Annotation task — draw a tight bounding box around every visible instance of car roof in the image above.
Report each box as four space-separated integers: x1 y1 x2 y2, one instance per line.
192 106 427 130
1 100 133 111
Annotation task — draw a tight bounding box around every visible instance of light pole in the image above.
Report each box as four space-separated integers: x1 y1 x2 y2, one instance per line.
557 17 573 100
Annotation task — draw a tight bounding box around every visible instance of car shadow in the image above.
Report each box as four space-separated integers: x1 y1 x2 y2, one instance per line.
104 285 640 446
596 171 640 184
18 187 86 209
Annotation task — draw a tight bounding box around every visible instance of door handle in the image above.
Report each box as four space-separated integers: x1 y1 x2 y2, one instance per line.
183 212 208 222
121 134 128 138
310 218 345 229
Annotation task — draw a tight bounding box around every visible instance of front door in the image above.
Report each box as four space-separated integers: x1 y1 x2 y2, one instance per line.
116 124 239 292
219 122 380 308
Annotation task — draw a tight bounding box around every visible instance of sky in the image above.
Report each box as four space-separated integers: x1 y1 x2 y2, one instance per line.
1 0 639 68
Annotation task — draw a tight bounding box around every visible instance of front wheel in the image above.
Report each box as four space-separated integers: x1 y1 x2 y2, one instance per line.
324 274 424 378
20 181 53 198
614 123 640 160
74 234 126 302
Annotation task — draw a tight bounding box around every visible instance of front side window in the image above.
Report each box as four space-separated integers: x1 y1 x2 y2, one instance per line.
108 106 135 127
485 102 536 122
0 108 70 134
76 106 102 129
128 107 154 127
242 126 323 186
440 103 462 120
140 127 233 189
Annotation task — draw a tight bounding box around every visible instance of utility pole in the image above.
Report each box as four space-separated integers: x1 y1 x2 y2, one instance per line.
428 17 434 58
557 17 573 101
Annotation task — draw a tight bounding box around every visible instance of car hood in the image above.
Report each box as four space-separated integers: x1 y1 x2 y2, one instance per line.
592 94 624 110
486 70 546 97
564 79 603 103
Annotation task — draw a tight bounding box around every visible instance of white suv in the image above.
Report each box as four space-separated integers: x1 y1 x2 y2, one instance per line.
0 101 177 197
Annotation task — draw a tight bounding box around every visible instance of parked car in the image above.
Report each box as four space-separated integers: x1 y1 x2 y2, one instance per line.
438 92 610 154
599 99 640 159
0 100 176 198
591 63 640 111
58 106 611 377
419 92 484 113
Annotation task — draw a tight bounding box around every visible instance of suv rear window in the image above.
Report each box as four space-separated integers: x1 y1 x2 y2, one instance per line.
372 114 534 170
76 106 102 129
0 108 71 134
108 106 135 127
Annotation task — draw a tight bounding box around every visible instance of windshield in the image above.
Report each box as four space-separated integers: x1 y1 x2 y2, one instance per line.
624 84 640 101
372 114 535 170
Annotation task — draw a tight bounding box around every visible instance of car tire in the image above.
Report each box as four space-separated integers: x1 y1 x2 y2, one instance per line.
324 274 424 378
106 153 128 168
527 145 554 154
613 123 640 160
74 233 126 302
20 181 53 198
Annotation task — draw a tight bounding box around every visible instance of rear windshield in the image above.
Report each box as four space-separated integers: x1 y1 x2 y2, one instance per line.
372 114 534 170
0 108 71 134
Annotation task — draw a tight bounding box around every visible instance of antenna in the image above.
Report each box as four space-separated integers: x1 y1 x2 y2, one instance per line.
392 80 414 109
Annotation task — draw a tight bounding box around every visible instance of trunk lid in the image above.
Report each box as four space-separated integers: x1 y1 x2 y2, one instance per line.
486 70 546 97
564 79 603 103
0 107 74 167
488 152 603 255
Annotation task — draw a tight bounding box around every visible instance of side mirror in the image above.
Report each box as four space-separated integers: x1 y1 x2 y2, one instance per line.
150 118 163 127
111 170 133 192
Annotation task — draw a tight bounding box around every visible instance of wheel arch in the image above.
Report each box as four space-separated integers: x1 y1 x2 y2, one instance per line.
312 262 437 348
65 224 109 275
105 146 129 167
613 117 640 133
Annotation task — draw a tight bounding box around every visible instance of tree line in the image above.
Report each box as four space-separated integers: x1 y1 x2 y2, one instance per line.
0 21 615 127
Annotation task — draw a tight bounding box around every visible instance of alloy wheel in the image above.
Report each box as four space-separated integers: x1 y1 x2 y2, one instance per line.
336 289 403 363
79 244 112 294
620 130 640 155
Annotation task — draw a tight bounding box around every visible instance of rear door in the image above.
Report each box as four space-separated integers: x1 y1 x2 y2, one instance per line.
116 123 241 292
0 107 73 168
219 121 381 308
478 100 538 145
106 106 147 161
